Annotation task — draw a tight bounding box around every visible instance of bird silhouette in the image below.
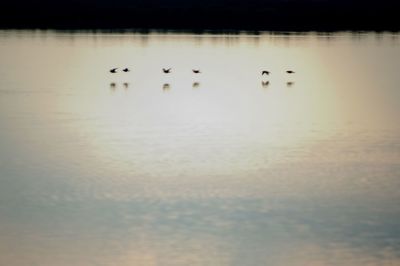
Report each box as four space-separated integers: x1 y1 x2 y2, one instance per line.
262 71 270 75
163 68 171 73
110 68 118 73
286 70 295 74
192 69 201 74
122 68 130 72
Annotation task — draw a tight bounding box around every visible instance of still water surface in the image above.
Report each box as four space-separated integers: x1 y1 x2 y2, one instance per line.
0 30 400 265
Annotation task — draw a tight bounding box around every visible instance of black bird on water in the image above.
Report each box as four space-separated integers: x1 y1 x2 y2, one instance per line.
286 70 295 74
123 68 130 72
110 68 118 73
262 71 270 75
192 69 201 74
163 68 171 73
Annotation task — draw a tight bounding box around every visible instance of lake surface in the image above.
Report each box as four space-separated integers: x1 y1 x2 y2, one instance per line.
0 30 399 266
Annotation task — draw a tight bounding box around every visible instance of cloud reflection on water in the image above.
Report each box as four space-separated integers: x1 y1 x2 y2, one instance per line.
0 30 400 266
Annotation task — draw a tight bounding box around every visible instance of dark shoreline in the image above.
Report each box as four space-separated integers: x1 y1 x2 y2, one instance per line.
1 2 399 32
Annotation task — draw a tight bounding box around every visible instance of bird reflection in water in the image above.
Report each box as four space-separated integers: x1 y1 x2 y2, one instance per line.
261 80 270 88
192 82 200 89
110 82 117 91
286 81 295 87
123 82 129 89
162 83 171 91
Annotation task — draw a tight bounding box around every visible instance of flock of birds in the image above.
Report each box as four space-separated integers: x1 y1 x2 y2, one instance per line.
109 67 294 75
109 67 295 89
262 70 295 75
110 67 203 74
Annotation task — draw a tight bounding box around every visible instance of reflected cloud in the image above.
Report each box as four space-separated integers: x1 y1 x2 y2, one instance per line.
1 30 400 266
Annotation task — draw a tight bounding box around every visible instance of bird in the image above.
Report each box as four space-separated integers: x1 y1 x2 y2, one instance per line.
192 69 201 74
110 68 118 73
163 68 171 73
122 68 130 72
286 70 295 74
262 71 270 75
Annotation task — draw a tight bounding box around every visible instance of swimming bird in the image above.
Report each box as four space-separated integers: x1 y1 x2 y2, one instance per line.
110 68 118 73
122 68 130 72
262 71 270 75
286 70 295 74
163 68 171 73
192 69 201 74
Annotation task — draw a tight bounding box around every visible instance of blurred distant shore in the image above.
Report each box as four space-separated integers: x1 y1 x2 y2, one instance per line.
1 1 399 31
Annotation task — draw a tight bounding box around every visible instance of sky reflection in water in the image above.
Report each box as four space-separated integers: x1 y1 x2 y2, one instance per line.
0 30 400 265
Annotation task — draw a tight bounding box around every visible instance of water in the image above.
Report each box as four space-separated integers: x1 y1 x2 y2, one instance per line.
0 30 400 266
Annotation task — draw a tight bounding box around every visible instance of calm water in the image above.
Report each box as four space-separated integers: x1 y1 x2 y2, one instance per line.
0 30 400 266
